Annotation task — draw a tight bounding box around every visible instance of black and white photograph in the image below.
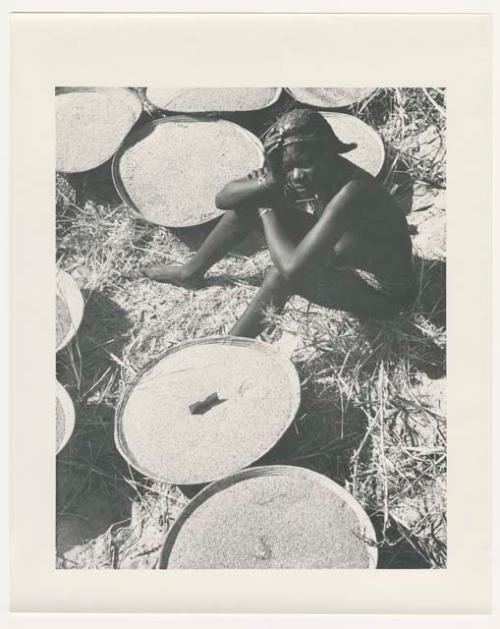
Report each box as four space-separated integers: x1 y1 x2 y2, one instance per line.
55 86 446 571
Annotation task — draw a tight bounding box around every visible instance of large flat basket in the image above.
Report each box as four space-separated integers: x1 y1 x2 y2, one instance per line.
112 116 264 227
115 336 301 485
159 464 378 569
145 87 282 113
320 111 385 176
286 87 377 109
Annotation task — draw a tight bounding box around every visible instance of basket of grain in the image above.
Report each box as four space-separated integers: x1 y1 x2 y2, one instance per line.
286 87 377 109
115 336 301 485
56 87 143 173
159 464 378 569
56 268 84 352
145 87 282 112
56 381 75 454
112 116 264 228
321 111 385 177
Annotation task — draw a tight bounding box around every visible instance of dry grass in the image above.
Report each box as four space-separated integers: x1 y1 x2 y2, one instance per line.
56 87 446 569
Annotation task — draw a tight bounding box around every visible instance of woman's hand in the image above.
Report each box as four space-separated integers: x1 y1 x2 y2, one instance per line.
263 126 283 156
247 166 278 194
262 126 284 183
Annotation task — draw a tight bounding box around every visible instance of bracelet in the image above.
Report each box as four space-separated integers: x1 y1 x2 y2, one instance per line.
258 207 273 218
256 172 268 186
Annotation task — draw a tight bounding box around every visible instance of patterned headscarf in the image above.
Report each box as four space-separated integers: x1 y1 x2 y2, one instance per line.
265 108 357 156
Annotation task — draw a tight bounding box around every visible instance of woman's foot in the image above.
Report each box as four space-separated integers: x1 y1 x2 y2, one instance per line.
140 264 205 289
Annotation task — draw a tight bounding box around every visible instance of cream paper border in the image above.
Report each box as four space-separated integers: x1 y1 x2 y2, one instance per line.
10 13 491 613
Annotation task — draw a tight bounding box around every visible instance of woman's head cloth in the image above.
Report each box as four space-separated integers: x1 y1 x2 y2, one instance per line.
266 108 357 155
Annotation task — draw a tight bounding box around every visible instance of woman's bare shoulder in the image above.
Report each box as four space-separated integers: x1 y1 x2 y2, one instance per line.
337 159 373 190
340 160 395 204
335 173 371 202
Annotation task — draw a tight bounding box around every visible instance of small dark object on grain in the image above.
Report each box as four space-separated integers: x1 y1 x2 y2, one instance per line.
189 392 221 415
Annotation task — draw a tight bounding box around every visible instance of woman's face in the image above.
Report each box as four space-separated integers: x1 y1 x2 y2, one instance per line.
279 142 332 195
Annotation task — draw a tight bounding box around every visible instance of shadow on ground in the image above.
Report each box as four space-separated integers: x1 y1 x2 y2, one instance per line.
56 290 137 563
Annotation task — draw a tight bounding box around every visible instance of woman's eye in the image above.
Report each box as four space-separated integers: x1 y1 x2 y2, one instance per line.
286 162 309 172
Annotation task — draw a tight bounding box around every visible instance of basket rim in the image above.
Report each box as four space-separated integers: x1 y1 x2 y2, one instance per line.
56 268 84 352
56 380 75 454
144 87 282 113
111 115 265 228
159 463 378 569
114 335 301 485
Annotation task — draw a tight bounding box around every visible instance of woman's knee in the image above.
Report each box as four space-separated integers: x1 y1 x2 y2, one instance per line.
263 266 292 290
223 209 246 226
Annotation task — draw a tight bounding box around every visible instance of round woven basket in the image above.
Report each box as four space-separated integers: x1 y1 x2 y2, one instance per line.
115 336 301 485
159 465 378 569
56 87 143 173
321 111 385 177
112 116 264 228
286 87 377 109
56 381 75 454
56 269 84 352
145 87 282 112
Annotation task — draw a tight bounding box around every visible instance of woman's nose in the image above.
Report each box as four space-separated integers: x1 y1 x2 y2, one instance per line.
291 168 305 182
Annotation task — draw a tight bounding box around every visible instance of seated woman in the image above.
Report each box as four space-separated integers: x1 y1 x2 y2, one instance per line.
143 108 416 338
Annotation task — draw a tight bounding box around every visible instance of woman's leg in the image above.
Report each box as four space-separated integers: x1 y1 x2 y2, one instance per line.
228 264 403 340
296 265 409 319
141 210 257 287
229 266 292 338
228 211 316 337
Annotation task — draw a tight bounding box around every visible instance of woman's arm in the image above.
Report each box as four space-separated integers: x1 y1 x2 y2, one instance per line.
260 179 364 281
215 167 278 211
